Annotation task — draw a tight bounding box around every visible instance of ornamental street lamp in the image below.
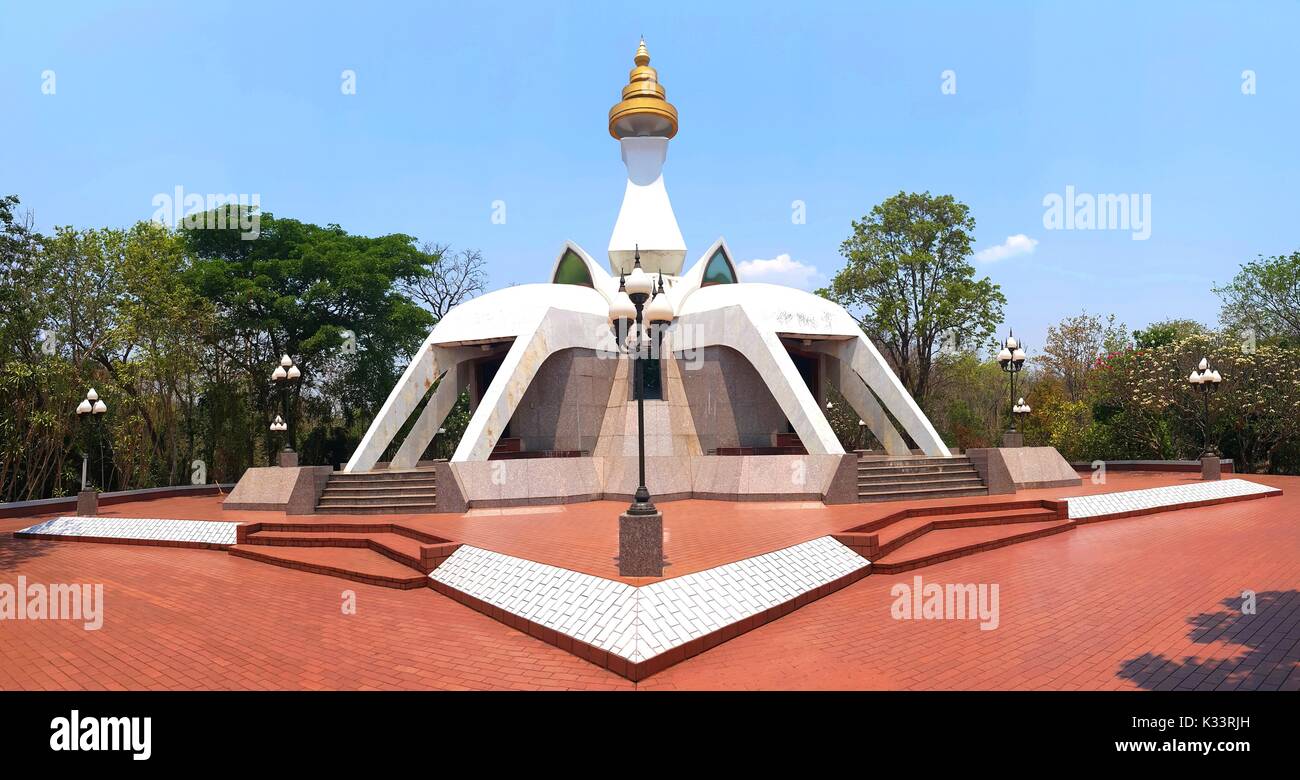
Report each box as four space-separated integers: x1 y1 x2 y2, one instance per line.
269 414 288 461
609 246 673 515
1012 397 1032 431
1187 357 1223 476
997 330 1027 447
271 354 301 466
75 388 107 515
608 245 674 575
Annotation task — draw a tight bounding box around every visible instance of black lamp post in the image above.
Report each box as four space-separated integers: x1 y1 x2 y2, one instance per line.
997 330 1027 446
75 388 107 515
608 247 674 515
1187 357 1223 461
608 246 674 575
75 387 108 488
271 354 300 466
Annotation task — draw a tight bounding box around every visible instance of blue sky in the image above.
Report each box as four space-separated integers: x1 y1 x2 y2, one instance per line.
3 0 1297 351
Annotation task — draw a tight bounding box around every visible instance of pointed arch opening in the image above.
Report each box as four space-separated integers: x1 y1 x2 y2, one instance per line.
552 249 594 287
701 247 738 286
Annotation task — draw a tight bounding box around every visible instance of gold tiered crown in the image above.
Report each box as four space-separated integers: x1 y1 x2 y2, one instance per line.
608 39 679 139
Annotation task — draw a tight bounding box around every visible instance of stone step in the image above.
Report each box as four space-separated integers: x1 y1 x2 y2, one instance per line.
858 463 978 476
857 469 980 485
323 478 437 488
857 476 985 491
326 471 438 484
313 502 441 515
872 507 1060 558
869 519 1072 573
857 486 989 503
245 529 430 572
250 521 448 545
228 544 428 589
860 456 971 467
318 494 437 507
320 486 439 498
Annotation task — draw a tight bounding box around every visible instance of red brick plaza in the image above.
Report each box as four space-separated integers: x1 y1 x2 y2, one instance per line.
1 471 1297 691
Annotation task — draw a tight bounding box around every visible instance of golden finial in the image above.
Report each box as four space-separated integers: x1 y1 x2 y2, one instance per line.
608 38 678 139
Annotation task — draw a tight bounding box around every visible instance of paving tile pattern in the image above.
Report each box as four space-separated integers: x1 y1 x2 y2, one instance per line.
17 515 238 546
431 536 869 663
1064 478 1279 520
0 517 630 691
642 477 1300 690
1 473 1295 691
635 537 867 661
431 546 639 657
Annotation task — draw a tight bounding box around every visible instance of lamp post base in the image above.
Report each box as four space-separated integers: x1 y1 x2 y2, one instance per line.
1200 454 1221 481
618 510 664 577
278 449 299 468
1002 431 1024 448
77 489 98 517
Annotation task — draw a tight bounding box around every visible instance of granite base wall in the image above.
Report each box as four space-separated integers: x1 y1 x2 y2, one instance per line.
444 453 857 507
223 466 333 513
978 446 1081 490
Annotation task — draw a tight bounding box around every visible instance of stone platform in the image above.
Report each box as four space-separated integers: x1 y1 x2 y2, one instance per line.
13 475 1283 681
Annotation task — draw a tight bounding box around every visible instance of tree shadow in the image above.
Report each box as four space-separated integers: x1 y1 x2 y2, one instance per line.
1118 590 1300 690
0 530 57 570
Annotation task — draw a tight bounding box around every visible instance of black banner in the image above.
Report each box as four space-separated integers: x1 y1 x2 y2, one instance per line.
0 690 1288 767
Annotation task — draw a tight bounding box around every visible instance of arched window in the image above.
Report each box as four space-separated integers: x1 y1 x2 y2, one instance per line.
552 249 594 287
702 248 737 286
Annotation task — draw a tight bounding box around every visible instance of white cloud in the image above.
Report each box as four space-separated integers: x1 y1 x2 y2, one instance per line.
975 234 1038 263
735 253 820 288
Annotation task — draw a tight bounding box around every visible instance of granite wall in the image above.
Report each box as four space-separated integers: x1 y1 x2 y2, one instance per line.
676 345 790 452
507 345 789 457
509 348 618 453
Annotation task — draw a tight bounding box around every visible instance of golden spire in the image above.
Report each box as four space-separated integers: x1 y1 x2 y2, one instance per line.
608 38 678 140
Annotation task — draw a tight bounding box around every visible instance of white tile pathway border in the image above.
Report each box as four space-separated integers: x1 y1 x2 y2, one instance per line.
1063 478 1280 520
432 478 1283 679
15 516 239 547
430 536 870 678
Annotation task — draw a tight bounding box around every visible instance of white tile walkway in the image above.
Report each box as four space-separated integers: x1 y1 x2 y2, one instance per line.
1063 478 1279 520
430 536 869 664
17 516 239 546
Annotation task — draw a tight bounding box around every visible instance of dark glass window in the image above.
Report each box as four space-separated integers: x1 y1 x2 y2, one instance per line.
552 249 594 287
638 356 663 400
702 248 737 286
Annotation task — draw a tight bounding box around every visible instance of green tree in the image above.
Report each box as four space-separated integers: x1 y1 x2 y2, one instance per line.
1040 310 1129 401
1214 250 1300 343
1133 318 1206 350
1096 332 1300 471
820 191 1005 410
928 352 1007 449
182 208 436 461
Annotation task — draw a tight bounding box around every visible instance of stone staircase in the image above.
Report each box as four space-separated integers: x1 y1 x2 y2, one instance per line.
315 469 439 514
229 520 459 589
834 499 1071 572
857 455 988 502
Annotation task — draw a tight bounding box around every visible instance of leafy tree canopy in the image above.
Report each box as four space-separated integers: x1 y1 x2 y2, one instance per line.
1214 250 1300 344
820 191 1005 407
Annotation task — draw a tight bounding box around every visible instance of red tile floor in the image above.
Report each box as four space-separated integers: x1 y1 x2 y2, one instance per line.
1 472 1296 690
